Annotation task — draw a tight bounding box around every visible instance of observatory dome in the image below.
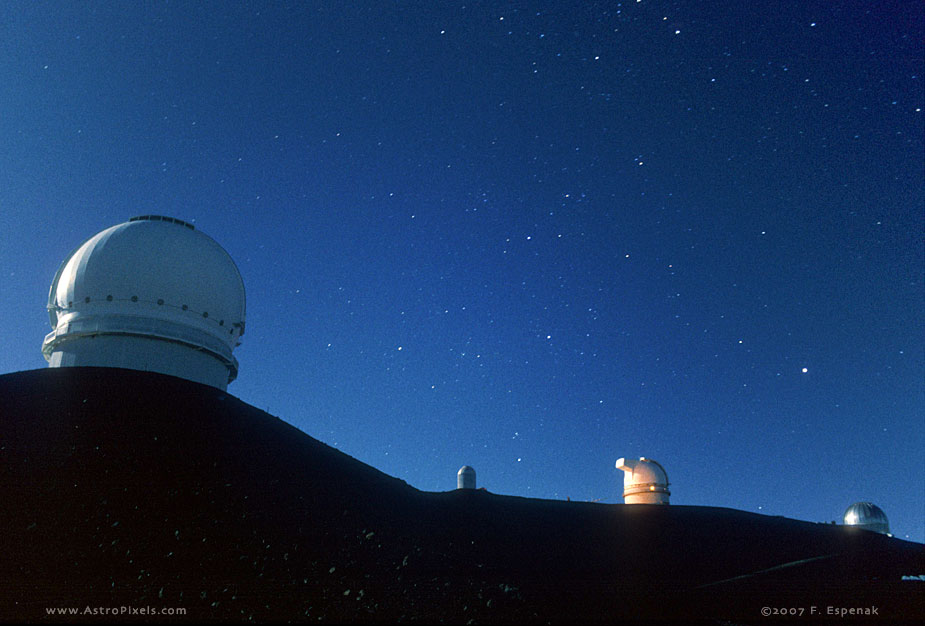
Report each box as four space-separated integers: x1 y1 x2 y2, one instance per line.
457 465 476 490
843 502 890 535
615 457 670 504
42 216 245 390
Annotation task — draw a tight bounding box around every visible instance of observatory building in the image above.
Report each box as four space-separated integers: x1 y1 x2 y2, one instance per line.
843 502 891 535
457 466 476 490
615 457 670 504
42 216 245 391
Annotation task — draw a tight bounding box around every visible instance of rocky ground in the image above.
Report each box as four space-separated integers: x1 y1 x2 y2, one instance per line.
1 367 922 623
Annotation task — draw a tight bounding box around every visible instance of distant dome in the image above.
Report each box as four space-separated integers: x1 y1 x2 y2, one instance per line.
615 457 670 504
457 465 476 490
42 216 245 390
843 502 890 535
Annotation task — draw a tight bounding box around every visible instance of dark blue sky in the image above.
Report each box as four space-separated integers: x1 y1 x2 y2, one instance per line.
1 1 922 541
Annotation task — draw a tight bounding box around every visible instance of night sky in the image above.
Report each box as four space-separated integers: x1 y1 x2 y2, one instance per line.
1 2 922 542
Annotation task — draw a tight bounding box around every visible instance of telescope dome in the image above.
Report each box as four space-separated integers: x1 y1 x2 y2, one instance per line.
457 465 476 490
42 216 245 390
615 457 670 504
843 502 890 535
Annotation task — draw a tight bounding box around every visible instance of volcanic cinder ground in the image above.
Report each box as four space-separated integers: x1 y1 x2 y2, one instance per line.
1 368 922 624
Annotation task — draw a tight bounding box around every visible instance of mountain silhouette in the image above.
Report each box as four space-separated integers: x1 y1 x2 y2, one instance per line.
2 367 922 623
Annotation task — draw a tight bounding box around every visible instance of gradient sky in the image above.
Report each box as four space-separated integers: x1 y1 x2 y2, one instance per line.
1 2 922 542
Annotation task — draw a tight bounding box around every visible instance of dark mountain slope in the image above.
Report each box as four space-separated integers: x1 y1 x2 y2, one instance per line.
1 368 922 624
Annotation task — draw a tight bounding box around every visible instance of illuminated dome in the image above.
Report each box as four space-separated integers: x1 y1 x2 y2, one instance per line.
843 502 890 535
615 457 670 504
42 216 245 390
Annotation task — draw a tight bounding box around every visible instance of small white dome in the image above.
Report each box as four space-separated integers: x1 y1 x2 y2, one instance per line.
457 465 476 490
42 216 245 389
615 457 670 504
843 502 890 535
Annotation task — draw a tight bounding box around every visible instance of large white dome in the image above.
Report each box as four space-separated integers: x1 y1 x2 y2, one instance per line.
42 216 245 389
